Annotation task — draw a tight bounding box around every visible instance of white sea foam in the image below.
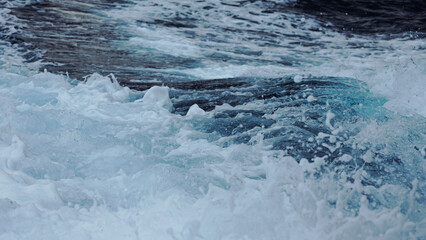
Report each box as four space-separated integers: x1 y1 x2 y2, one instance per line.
0 70 423 239
0 0 424 239
186 104 205 117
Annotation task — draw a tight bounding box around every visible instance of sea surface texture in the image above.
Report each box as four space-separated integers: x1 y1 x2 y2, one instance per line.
0 0 425 239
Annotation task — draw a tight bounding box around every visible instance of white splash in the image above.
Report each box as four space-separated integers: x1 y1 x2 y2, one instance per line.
0 70 422 240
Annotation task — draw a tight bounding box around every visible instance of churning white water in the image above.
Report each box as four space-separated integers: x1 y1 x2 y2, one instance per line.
0 0 425 239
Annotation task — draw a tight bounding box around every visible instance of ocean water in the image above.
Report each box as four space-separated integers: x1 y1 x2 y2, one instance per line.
0 0 425 239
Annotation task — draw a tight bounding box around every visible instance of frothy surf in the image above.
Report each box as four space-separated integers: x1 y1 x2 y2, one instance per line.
0 0 425 239
0 70 424 239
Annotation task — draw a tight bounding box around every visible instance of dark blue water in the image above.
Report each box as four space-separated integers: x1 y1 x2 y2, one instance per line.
3 0 425 80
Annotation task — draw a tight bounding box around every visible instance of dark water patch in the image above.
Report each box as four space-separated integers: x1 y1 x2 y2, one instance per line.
3 0 422 85
165 76 377 117
4 0 313 82
122 77 248 91
137 18 198 29
290 0 426 37
6 0 202 81
2 0 370 84
168 75 378 128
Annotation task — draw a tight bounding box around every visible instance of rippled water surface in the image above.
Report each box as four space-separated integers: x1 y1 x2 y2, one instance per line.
0 0 425 239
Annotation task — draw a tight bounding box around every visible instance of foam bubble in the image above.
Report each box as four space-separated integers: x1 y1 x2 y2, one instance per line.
186 104 206 117
142 85 172 111
293 75 303 83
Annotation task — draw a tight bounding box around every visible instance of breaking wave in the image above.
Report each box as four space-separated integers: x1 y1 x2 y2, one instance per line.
0 0 425 239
